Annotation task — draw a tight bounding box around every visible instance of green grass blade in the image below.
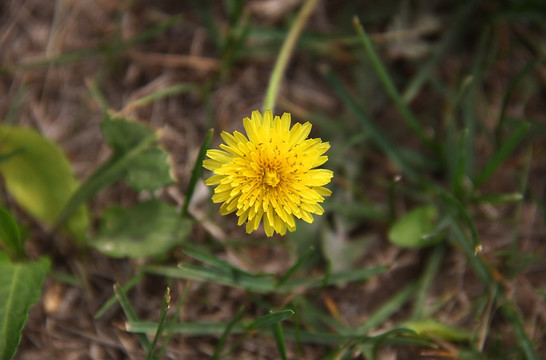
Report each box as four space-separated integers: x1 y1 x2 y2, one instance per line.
145 263 387 294
352 16 435 152
223 0 245 26
4 84 26 126
218 9 251 79
0 203 25 260
323 68 419 182
263 0 320 111
356 283 417 334
54 131 156 231
471 192 523 205
293 297 350 334
500 301 540 360
146 287 171 360
114 283 151 353
182 128 213 217
125 83 201 112
95 272 144 319
453 129 469 197
5 16 182 72
144 263 275 293
190 0 224 51
246 310 294 330
126 321 429 347
461 30 490 179
279 265 387 293
276 247 315 288
402 3 474 103
86 78 110 113
157 284 189 360
411 245 445 320
474 122 530 189
438 188 482 251
127 321 245 336
324 202 388 222
496 59 537 146
448 222 493 285
273 321 288 360
182 244 255 275
212 306 245 360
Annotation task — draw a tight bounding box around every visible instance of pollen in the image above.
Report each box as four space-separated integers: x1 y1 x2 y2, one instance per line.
203 110 333 237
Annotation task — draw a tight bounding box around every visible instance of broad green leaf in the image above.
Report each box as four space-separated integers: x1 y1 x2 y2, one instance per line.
92 200 190 258
125 147 174 192
101 117 154 152
0 126 89 242
0 202 24 260
388 206 441 248
55 118 157 229
0 252 50 360
402 318 470 342
56 117 174 229
101 118 174 192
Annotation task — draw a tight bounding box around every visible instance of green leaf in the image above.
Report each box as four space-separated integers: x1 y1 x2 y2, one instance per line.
56 117 174 229
92 200 191 258
401 318 470 342
125 147 174 192
388 206 441 248
101 117 154 152
55 118 157 229
0 126 89 242
0 202 25 260
0 253 50 360
101 118 174 192
500 301 541 360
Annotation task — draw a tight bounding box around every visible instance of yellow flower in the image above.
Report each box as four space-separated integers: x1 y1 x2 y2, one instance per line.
203 110 333 237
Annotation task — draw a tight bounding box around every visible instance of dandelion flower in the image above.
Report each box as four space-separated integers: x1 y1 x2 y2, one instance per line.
203 110 333 237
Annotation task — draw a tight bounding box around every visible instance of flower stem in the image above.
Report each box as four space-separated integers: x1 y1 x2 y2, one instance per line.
263 0 320 112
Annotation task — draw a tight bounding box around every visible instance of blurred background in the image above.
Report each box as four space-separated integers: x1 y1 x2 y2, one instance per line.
1 0 545 359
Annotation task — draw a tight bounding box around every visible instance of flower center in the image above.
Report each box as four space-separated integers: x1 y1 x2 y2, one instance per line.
264 167 280 187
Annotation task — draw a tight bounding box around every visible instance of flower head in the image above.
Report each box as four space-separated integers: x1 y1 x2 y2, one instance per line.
203 110 333 237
